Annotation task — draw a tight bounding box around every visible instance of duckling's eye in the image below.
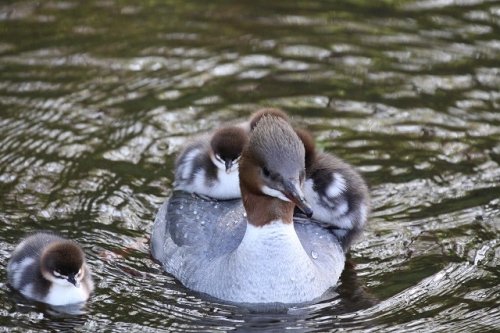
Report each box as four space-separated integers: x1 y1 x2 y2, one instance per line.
53 270 64 278
262 167 270 177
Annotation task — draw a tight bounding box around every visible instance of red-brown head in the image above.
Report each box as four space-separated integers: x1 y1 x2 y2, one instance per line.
239 115 313 226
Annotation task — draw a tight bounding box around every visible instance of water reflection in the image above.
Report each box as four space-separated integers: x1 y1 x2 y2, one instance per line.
0 0 499 331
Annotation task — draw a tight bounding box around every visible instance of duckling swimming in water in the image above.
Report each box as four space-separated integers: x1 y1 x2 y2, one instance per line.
7 231 94 306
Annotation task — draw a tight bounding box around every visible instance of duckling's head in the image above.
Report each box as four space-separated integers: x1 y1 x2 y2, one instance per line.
239 115 312 224
210 126 248 174
41 241 86 288
249 108 290 131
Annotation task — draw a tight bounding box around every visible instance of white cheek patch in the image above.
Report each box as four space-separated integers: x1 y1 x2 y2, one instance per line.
53 271 67 279
211 153 226 171
261 185 291 203
211 154 241 173
227 161 239 173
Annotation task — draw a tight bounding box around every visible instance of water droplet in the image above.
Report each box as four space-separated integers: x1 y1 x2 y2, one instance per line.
200 221 205 225
243 212 247 217
193 210 197 215
311 251 318 259
179 205 184 210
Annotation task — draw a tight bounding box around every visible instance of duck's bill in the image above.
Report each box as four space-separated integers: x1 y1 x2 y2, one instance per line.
283 180 313 218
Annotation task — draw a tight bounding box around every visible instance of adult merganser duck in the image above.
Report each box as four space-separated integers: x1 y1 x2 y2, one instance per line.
151 115 345 304
174 125 248 199
7 232 94 306
295 128 370 250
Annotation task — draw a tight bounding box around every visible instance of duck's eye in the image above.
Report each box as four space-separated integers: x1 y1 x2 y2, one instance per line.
262 167 270 177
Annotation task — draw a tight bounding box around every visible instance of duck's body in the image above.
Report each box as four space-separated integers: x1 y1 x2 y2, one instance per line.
151 192 345 304
7 232 94 306
152 115 346 304
174 126 247 200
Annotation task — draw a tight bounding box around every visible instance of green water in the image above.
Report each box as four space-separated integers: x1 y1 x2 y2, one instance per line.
0 0 499 331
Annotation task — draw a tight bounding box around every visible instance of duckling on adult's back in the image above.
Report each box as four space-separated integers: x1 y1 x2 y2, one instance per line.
295 128 370 250
7 232 94 306
174 125 248 199
151 115 346 305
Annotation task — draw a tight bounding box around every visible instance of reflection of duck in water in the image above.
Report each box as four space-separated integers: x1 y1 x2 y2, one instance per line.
7 232 94 306
174 125 248 200
152 115 347 304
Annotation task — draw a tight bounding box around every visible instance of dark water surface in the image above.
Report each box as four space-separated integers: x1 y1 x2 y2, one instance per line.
0 0 499 331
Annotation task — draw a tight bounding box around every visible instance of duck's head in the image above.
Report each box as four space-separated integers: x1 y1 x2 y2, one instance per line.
249 108 290 131
210 126 248 174
249 108 316 170
239 115 313 226
40 241 86 288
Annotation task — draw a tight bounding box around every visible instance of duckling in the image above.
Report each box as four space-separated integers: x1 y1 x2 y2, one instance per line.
7 232 94 306
174 125 248 200
295 128 370 250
